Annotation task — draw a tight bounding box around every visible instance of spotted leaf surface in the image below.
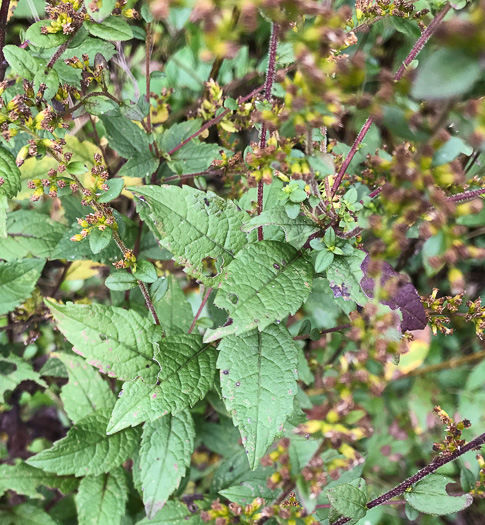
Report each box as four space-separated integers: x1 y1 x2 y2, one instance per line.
217 323 299 469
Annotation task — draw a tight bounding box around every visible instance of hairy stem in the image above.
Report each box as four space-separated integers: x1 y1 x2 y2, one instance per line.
331 4 452 197
330 431 485 525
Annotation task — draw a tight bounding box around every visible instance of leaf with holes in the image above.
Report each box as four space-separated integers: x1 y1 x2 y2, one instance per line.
56 352 115 423
76 467 128 525
130 185 247 284
217 323 299 469
27 409 141 477
204 241 313 342
139 411 195 519
46 300 163 381
107 334 216 434
241 207 320 248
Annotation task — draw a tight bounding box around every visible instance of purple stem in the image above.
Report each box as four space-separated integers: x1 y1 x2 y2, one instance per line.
331 4 452 197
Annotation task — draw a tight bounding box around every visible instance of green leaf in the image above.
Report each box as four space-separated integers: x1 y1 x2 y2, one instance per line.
154 275 193 335
432 137 473 167
3 45 39 80
217 323 299 469
0 194 6 239
27 409 141 477
67 161 89 175
158 119 202 153
404 474 473 516
3 503 59 525
107 334 216 434
326 250 368 304
105 270 138 291
100 115 150 158
56 352 115 423
135 500 204 524
118 152 160 179
83 95 118 116
0 461 77 500
33 67 59 100
327 483 367 520
0 210 65 260
45 300 163 380
167 141 221 175
151 276 169 302
139 411 194 518
289 188 307 203
204 241 313 342
85 16 133 41
131 185 247 283
97 178 124 203
86 0 116 22
0 258 45 315
0 147 22 198
89 227 113 254
241 207 319 248
76 468 128 525
0 354 47 403
25 20 69 48
412 49 482 100
62 37 116 65
315 250 334 273
133 260 158 283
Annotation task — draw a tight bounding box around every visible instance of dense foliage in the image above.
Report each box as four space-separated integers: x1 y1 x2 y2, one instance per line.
1 0 485 524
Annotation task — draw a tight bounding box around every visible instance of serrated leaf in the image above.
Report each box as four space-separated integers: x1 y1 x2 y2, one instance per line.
56 352 115 423
86 0 116 22
0 461 77 500
167 141 221 175
0 258 45 315
217 324 299 469
154 275 193 335
85 16 133 41
105 270 138 291
158 119 202 153
100 115 150 158
131 185 247 283
326 251 367 305
107 334 216 434
76 467 128 525
0 210 66 260
404 474 473 516
242 207 319 248
133 260 157 283
219 481 276 506
327 483 367 520
25 20 69 48
46 300 163 380
3 45 39 80
139 411 195 519
27 409 140 477
0 147 22 198
0 354 47 403
136 500 205 524
204 241 313 342
119 152 160 179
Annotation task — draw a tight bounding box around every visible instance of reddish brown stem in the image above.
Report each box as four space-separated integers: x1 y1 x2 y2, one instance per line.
0 0 11 82
188 287 213 334
331 5 452 197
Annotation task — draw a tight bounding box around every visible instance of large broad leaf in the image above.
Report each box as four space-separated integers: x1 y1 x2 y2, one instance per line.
27 410 140 477
107 334 216 434
325 250 368 305
158 120 202 154
217 323 299 469
154 274 193 336
136 501 204 524
57 352 115 423
204 241 313 342
119 152 160 179
242 207 319 249
327 482 368 520
46 301 163 381
130 185 247 283
360 255 427 332
139 411 195 519
100 115 150 158
0 354 47 403
0 461 77 500
0 258 45 315
404 474 473 515
3 45 39 81
0 147 21 199
412 48 482 101
167 141 221 175
0 210 66 260
76 467 128 525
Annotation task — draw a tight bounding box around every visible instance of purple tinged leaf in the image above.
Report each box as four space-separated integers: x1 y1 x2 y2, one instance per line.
360 255 427 332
